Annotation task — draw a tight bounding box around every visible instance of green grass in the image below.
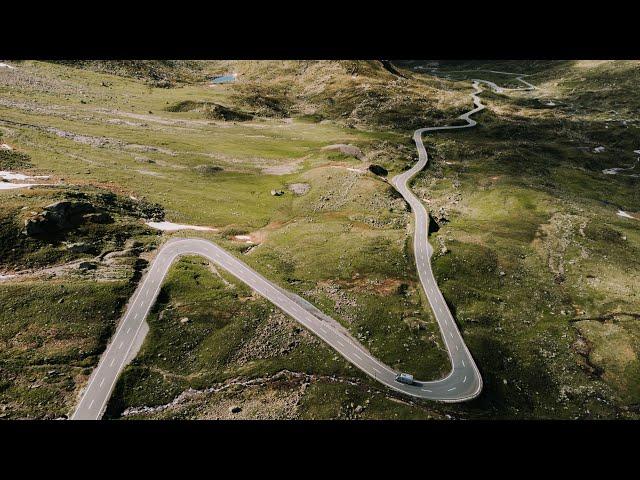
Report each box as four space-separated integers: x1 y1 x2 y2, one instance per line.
0 279 133 419
106 256 354 417
3 60 640 419
0 185 160 270
404 65 640 417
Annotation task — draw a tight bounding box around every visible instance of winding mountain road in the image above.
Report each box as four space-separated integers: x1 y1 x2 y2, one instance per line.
72 73 534 420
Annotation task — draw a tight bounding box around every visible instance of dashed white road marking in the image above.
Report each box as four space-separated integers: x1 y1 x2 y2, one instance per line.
118 341 124 350
353 352 362 361
99 378 105 388
447 387 456 392
88 399 95 409
463 376 467 383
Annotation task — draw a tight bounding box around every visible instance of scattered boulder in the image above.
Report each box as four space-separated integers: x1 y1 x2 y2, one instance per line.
270 189 285 196
194 164 223 175
180 317 190 324
78 261 97 271
230 406 242 414
432 206 449 225
368 164 388 177
354 405 365 414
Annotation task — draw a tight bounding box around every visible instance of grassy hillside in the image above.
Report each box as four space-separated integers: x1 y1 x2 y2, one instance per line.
402 60 640 417
1 60 638 419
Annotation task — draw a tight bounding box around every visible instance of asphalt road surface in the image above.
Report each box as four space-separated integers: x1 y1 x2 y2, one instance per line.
72 75 533 419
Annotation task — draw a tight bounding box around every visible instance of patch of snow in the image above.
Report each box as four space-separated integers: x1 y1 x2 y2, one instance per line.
0 170 51 190
0 171 50 181
602 157 639 176
0 143 12 150
0 63 15 69
0 274 16 281
603 168 639 177
617 210 635 219
145 221 217 232
594 146 606 153
0 182 38 190
634 150 640 155
545 101 556 106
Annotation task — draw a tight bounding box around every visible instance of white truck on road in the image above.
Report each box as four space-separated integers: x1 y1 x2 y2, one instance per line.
396 373 414 385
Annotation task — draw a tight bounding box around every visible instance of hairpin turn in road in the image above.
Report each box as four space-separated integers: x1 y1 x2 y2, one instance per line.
72 73 535 419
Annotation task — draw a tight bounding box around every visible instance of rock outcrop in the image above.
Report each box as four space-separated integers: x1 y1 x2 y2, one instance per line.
24 200 109 236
